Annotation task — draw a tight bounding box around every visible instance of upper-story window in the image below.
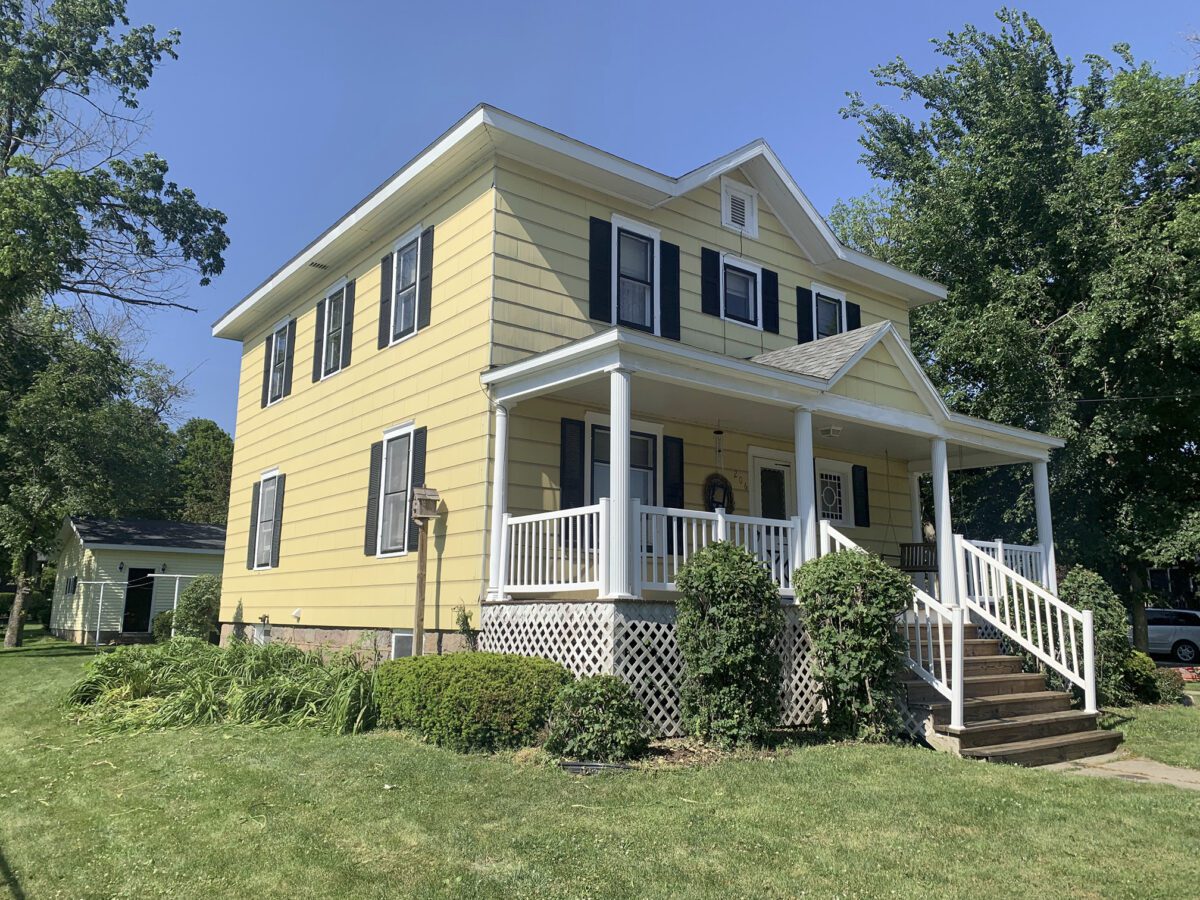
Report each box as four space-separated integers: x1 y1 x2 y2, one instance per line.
267 320 291 404
322 283 347 377
721 176 759 238
812 283 847 340
721 255 762 328
614 217 659 333
392 233 419 343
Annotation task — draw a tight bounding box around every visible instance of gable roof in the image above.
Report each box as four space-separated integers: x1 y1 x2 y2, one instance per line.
212 104 946 341
69 517 226 552
751 322 890 381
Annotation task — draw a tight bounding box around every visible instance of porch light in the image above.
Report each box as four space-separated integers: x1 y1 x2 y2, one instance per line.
819 425 843 439
292 608 302 621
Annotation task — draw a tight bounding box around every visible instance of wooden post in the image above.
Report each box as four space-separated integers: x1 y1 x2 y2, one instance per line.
413 519 429 656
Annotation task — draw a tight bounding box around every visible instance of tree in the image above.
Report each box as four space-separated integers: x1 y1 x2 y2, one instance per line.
834 10 1200 605
173 418 232 525
0 0 227 318
1 305 177 646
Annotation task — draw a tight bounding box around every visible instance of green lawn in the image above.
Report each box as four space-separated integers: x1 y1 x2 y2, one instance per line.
3 630 1199 899
1102 680 1200 770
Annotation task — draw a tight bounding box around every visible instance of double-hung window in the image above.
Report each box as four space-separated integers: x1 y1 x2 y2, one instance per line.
267 322 289 403
378 430 413 555
589 425 657 507
612 216 659 334
322 286 346 377
721 256 762 328
391 235 419 343
813 285 847 339
255 474 280 568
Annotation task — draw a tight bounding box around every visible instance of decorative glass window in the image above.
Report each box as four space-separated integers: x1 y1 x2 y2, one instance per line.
816 292 844 339
392 237 419 342
616 229 654 331
590 425 657 507
722 258 761 327
255 474 279 568
268 322 289 403
815 459 855 527
379 431 413 554
322 286 346 377
818 472 844 524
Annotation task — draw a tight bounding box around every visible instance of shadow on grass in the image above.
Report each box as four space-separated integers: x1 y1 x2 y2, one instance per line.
1099 710 1136 733
0 844 26 900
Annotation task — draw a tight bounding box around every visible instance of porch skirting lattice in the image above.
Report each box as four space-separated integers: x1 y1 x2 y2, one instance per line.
480 601 821 736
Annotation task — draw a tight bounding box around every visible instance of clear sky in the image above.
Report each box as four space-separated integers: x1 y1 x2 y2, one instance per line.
124 0 1199 434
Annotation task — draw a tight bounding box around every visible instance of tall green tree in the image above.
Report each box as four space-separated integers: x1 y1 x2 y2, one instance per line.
0 0 227 318
833 9 1200 600
172 418 232 525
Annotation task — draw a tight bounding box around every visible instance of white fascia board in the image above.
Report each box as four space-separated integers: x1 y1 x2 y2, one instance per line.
81 544 225 555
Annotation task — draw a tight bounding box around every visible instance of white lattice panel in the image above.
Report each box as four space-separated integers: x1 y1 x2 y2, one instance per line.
479 602 615 677
613 604 684 735
777 608 823 728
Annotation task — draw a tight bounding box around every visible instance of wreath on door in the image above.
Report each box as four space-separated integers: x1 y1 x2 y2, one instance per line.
703 473 735 514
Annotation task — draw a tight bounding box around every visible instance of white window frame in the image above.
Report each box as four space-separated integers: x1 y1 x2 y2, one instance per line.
610 214 661 336
253 469 281 570
721 175 759 238
583 411 664 507
266 319 290 406
815 458 855 528
811 282 848 341
389 225 423 348
391 629 414 659
319 278 349 380
375 422 416 558
719 253 763 330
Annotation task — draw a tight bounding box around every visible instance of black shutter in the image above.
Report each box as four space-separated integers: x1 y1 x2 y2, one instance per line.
281 320 296 398
852 465 870 528
846 301 861 332
341 279 356 369
246 482 261 569
797 286 814 344
407 426 428 552
663 436 685 553
260 333 273 408
312 298 326 382
660 240 680 341
417 226 434 331
762 269 779 334
378 253 393 349
700 248 721 317
270 475 286 567
364 441 384 556
588 217 613 323
560 418 585 508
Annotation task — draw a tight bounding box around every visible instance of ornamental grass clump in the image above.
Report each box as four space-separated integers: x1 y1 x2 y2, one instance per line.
674 542 785 749
793 549 912 741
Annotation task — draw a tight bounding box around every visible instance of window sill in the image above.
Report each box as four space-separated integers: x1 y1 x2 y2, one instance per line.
387 329 420 349
721 314 763 332
374 549 410 559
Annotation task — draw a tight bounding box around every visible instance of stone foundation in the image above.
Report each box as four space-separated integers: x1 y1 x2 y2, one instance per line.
217 621 467 659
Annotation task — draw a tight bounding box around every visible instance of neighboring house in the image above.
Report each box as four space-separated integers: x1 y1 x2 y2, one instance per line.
212 105 1116 763
50 517 226 644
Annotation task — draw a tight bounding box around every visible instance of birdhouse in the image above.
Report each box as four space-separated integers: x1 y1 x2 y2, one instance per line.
411 486 441 521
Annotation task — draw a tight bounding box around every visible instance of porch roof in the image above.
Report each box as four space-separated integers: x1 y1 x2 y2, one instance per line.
481 327 1064 468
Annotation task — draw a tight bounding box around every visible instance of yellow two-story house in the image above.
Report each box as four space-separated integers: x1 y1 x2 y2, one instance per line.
215 106 1115 760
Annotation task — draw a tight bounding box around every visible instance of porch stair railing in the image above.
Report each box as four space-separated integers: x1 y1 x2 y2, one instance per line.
954 535 1097 713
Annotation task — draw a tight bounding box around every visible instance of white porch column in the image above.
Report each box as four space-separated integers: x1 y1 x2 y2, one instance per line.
606 367 635 598
486 402 511 601
931 438 958 606
1032 460 1058 594
909 473 924 542
794 408 818 562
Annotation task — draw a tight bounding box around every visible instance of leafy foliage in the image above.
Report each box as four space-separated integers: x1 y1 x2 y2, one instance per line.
151 609 173 643
375 653 571 753
171 419 233 526
835 10 1200 589
454 605 479 652
172 574 219 641
1059 567 1133 706
1122 651 1159 703
66 638 377 734
1153 667 1186 705
793 550 911 740
674 543 785 748
544 676 649 762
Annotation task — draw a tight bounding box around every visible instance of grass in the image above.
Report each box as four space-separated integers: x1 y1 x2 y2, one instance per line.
1102 680 1200 770
2 628 1199 899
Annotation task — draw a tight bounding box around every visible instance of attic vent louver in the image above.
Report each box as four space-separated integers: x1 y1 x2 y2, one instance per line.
307 261 330 271
728 194 747 228
720 177 758 238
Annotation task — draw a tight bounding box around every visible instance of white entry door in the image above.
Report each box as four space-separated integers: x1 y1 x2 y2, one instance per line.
749 450 796 521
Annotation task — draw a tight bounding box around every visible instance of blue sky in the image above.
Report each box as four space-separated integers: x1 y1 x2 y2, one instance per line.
126 0 1199 434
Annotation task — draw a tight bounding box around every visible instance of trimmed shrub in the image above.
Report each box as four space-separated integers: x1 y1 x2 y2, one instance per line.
1123 650 1160 703
375 652 571 753
173 575 221 641
1154 667 1186 705
544 676 649 762
1059 567 1132 707
793 549 912 741
152 610 174 643
674 542 785 749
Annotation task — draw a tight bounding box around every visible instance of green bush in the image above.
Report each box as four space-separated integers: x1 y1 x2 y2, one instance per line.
65 637 376 734
544 676 649 762
1154 667 1186 705
1123 650 1160 703
674 542 785 749
152 610 174 643
173 575 221 641
1059 567 1132 707
375 652 571 753
793 549 912 741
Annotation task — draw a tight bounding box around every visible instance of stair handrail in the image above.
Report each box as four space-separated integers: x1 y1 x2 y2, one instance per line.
954 535 1096 714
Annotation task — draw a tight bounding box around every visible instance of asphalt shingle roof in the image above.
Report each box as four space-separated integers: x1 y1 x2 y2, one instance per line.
750 321 889 380
71 517 226 551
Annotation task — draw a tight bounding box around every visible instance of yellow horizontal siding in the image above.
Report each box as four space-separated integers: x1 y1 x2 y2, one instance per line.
832 343 928 414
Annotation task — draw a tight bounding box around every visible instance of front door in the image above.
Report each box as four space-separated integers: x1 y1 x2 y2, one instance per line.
749 452 796 521
122 568 155 632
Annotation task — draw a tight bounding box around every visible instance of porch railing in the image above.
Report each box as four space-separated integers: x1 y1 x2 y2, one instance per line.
967 539 1045 585
501 502 607 594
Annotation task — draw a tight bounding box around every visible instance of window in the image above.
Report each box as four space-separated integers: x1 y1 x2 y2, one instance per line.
721 255 762 327
391 235 419 343
66 576 77 597
721 176 759 238
391 630 414 658
267 321 289 403
378 430 413 555
610 215 660 334
589 423 658 506
815 459 855 527
255 474 279 568
812 284 847 340
322 285 346 377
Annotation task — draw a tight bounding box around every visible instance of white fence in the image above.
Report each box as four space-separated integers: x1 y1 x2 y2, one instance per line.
501 502 607 594
968 539 1045 585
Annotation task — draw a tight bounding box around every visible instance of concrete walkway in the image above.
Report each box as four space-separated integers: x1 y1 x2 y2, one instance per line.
1046 752 1200 791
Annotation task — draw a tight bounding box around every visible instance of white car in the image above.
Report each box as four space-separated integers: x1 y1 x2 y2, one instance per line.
1142 608 1200 664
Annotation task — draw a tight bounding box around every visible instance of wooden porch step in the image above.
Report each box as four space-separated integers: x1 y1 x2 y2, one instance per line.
935 710 1099 749
929 690 1075 725
904 671 1045 703
961 729 1123 767
902 623 981 640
